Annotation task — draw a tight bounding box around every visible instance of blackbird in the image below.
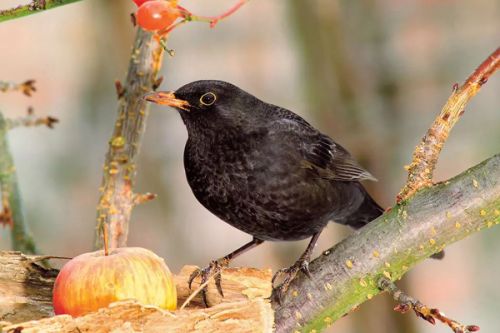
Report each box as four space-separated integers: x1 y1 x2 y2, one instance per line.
145 80 384 303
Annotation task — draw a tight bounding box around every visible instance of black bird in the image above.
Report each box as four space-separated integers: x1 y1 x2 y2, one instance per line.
145 80 383 303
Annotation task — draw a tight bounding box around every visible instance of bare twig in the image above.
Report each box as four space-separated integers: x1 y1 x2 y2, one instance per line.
398 47 500 202
378 277 479 333
7 107 59 129
157 0 249 36
0 80 36 96
132 192 157 206
180 270 221 310
0 0 83 23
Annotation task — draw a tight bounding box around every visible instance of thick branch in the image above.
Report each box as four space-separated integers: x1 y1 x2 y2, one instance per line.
398 47 500 202
0 0 83 23
94 28 164 250
273 154 500 333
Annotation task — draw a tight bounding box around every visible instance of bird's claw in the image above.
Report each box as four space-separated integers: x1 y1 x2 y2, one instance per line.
187 258 228 307
272 258 311 304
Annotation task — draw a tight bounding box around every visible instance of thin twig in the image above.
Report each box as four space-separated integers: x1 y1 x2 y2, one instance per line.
180 270 222 310
132 192 157 206
0 80 36 96
0 0 83 23
7 107 59 129
398 47 500 202
378 277 480 333
157 0 249 36
177 0 249 28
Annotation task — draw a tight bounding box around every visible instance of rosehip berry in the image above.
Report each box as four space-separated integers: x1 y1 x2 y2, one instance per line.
132 0 151 6
136 0 180 32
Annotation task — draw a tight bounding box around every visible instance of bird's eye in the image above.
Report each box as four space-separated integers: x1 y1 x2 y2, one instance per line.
200 92 216 106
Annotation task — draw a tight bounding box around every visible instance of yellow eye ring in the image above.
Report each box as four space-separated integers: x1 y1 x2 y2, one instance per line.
200 92 217 106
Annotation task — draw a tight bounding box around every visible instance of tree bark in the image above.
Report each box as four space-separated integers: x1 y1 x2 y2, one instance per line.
0 252 58 323
273 154 500 333
2 299 274 333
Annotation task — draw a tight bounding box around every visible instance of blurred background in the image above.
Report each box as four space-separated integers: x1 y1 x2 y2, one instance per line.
0 0 499 332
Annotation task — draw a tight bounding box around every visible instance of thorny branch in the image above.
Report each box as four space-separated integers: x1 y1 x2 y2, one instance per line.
0 0 83 23
378 277 480 333
398 47 500 202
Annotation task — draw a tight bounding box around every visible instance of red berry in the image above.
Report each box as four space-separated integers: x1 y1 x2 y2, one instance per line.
136 1 180 32
132 0 151 6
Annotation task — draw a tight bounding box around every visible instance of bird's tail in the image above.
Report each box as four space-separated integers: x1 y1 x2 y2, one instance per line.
337 185 384 229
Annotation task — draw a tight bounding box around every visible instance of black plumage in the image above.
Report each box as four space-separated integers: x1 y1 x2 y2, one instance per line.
145 80 383 303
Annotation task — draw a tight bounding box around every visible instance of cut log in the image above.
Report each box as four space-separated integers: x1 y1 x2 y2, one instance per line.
2 299 274 333
175 265 272 308
0 251 58 323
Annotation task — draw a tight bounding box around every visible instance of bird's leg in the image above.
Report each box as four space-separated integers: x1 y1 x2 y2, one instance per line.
272 231 322 303
188 237 264 306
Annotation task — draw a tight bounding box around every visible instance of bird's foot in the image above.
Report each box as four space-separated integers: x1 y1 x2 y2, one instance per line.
188 258 229 307
271 258 311 304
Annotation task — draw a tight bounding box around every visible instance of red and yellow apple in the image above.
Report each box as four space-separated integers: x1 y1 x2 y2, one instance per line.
53 247 176 316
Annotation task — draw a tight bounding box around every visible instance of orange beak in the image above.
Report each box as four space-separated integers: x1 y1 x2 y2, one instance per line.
143 91 190 111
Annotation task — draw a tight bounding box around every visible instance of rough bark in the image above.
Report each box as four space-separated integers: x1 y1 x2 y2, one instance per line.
0 252 58 323
94 28 164 250
2 299 274 333
398 47 500 202
273 154 500 333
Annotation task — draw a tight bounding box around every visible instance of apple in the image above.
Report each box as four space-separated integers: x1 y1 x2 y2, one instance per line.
53 247 177 316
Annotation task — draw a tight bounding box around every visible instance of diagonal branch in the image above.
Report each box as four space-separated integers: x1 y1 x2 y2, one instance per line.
273 154 500 333
0 0 83 23
398 47 500 202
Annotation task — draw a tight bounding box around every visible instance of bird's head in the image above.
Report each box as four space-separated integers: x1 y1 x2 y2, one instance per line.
144 80 267 137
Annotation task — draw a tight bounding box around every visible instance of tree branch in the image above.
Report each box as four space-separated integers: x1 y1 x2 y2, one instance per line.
0 0 83 24
0 111 53 254
94 28 164 250
273 154 500 333
398 47 500 202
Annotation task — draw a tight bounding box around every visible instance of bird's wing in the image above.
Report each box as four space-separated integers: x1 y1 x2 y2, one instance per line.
301 133 377 182
270 107 377 182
